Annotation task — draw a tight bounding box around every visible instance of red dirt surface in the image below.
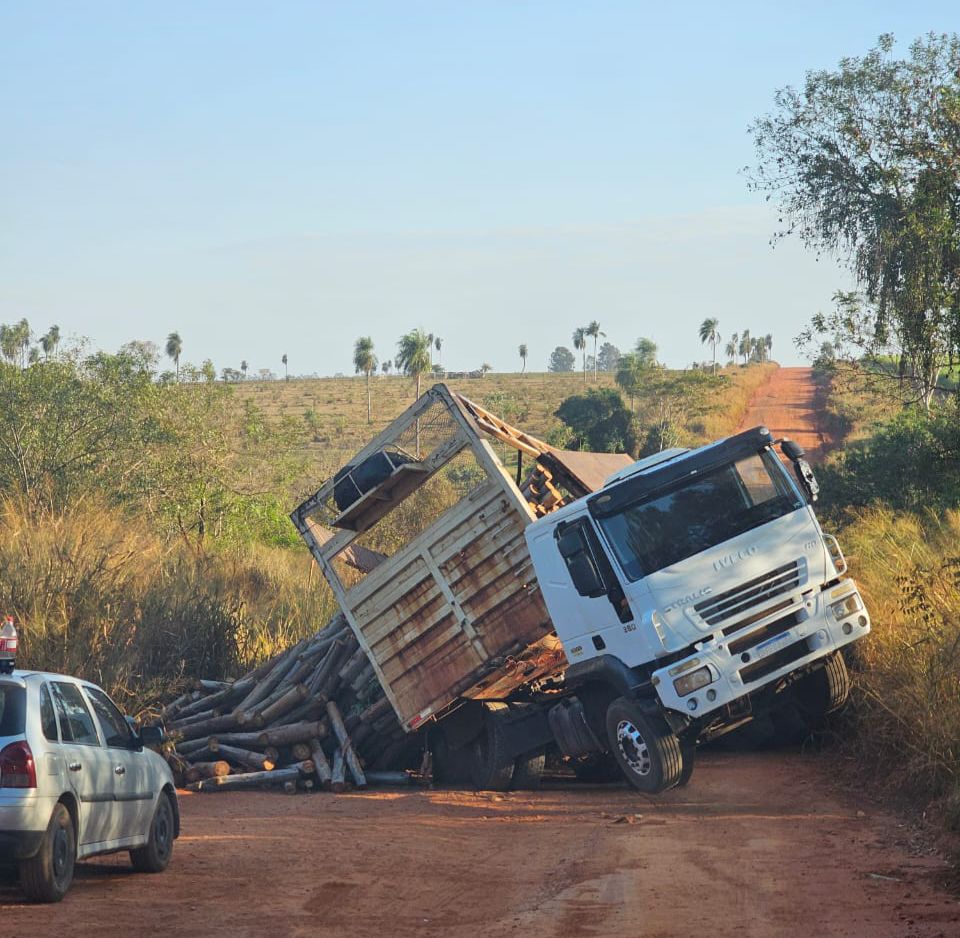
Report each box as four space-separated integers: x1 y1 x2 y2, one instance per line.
2 752 957 937
738 366 831 461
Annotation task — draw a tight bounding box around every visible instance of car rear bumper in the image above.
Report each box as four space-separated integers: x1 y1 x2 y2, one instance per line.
0 828 45 859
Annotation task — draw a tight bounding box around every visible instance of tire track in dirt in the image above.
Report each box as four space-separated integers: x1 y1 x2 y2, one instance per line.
737 366 831 462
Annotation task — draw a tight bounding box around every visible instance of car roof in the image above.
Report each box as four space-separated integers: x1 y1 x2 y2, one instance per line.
0 669 98 688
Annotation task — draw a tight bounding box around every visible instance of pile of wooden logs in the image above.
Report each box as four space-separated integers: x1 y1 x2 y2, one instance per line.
160 614 422 793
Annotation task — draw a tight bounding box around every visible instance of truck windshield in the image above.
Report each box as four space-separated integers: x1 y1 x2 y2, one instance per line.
0 683 26 736
593 450 804 580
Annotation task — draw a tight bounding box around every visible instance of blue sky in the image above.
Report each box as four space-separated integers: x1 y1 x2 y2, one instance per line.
1 2 956 375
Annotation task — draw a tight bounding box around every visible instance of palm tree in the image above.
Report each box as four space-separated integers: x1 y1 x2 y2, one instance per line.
240 359 248 379
396 329 433 400
40 325 60 360
519 343 528 373
739 330 751 366
724 338 737 364
434 336 443 368
13 319 30 367
698 317 721 374
166 332 183 380
585 321 605 381
381 360 391 375
572 327 587 382
281 353 288 381
353 336 378 424
764 334 773 361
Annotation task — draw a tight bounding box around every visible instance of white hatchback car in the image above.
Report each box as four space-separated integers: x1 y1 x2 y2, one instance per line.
0 668 179 902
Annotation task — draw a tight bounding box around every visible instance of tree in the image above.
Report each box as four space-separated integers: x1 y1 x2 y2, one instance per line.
724 339 737 363
739 330 751 366
634 337 658 369
353 336 377 424
555 388 638 455
698 318 721 374
764 334 773 361
585 320 605 381
200 359 216 382
396 329 432 399
434 336 443 368
748 33 960 409
281 353 288 381
615 339 659 410
240 360 248 380
40 325 60 360
165 332 183 381
572 327 587 382
548 346 575 373
381 359 392 375
519 343 528 373
480 362 492 377
597 342 621 373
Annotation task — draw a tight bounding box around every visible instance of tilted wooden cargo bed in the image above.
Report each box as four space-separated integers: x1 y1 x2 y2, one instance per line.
291 384 631 732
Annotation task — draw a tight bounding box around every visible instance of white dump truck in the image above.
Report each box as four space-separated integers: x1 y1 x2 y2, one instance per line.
291 384 870 792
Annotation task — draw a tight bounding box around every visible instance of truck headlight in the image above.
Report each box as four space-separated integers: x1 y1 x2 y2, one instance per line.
673 665 713 696
830 593 862 621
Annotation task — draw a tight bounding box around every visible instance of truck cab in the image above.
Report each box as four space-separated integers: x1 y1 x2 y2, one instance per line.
526 426 869 791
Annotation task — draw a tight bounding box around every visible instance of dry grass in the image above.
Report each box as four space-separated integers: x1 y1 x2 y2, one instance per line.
839 506 960 821
236 365 777 490
0 496 337 711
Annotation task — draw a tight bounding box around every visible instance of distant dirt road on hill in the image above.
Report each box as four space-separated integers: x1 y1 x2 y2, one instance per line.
737 366 831 461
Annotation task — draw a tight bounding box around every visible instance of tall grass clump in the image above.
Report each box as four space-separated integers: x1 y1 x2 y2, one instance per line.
840 506 960 822
0 496 338 711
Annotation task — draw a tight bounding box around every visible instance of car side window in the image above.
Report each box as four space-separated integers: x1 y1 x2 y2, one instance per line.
51 682 101 746
84 687 135 749
39 683 60 742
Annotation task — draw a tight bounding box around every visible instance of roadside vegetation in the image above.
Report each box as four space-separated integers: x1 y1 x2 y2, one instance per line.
748 32 960 827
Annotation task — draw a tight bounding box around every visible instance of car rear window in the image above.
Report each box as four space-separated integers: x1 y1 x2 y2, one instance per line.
0 683 26 736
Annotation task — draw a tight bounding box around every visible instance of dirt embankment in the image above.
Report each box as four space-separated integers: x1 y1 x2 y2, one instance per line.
2 752 957 938
737 366 831 461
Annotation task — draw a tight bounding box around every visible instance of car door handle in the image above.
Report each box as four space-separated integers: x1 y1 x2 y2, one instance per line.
114 765 126 776
68 762 82 772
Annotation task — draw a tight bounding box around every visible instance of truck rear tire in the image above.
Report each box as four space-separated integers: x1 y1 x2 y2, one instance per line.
796 652 850 717
469 703 515 791
512 748 546 790
605 697 682 795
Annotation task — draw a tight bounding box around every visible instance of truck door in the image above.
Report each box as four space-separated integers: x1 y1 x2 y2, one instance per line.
552 518 639 665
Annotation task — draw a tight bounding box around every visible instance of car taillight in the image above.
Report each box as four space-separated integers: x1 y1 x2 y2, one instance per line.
0 740 36 788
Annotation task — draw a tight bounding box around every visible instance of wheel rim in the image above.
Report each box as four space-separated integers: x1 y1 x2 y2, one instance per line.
616 719 651 776
154 800 172 859
52 824 71 885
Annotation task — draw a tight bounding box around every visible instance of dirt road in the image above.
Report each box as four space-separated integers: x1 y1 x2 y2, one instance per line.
737 366 831 461
2 752 957 937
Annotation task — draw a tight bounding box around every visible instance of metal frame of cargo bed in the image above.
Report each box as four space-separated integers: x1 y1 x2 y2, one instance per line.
290 384 558 732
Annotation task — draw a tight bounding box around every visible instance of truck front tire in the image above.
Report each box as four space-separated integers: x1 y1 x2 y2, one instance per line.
795 652 851 717
605 697 683 794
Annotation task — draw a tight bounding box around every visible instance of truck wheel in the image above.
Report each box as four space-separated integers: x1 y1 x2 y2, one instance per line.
469 703 515 791
130 792 175 873
796 652 851 717
675 739 696 788
605 697 682 794
512 748 546 790
19 802 75 903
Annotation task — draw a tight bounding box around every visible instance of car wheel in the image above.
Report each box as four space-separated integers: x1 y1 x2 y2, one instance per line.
19 802 75 903
130 792 175 873
605 697 682 795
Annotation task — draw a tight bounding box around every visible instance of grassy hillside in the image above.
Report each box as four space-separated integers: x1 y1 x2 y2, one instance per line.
234 364 777 491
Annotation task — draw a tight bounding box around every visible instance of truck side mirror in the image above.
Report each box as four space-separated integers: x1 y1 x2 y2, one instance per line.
794 458 820 503
780 439 805 461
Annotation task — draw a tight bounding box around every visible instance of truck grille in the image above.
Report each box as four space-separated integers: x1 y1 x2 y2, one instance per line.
693 560 804 627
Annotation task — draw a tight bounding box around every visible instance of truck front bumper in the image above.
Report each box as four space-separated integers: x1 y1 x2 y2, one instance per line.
651 578 870 718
